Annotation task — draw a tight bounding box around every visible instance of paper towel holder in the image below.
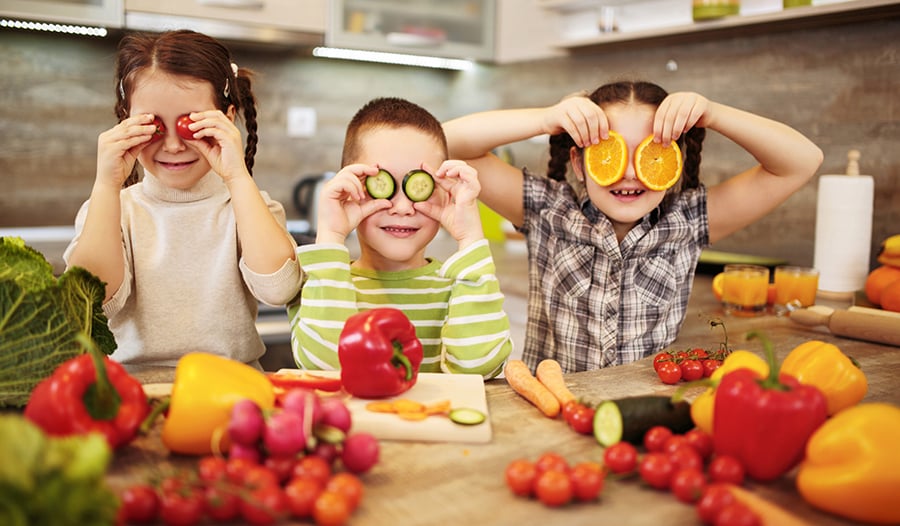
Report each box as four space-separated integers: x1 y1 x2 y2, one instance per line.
846 149 860 176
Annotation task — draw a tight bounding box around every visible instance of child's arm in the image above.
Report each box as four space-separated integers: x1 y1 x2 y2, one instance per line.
443 96 606 227
438 240 513 379
654 93 824 244
67 114 161 301
414 160 484 251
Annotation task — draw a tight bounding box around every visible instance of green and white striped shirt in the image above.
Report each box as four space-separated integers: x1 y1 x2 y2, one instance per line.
287 239 512 378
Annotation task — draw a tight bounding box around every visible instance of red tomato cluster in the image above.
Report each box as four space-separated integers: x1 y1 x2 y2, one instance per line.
562 400 596 435
117 454 364 526
601 426 759 526
504 453 606 507
653 348 729 385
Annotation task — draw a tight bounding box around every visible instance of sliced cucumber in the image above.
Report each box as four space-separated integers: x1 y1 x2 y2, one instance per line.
402 170 435 202
593 396 692 447
366 169 397 199
448 407 486 426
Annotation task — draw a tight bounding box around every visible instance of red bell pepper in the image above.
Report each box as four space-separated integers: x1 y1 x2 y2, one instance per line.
338 308 424 399
712 331 828 481
24 334 150 449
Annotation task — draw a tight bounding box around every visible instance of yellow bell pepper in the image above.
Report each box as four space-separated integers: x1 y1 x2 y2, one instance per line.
161 352 275 455
796 403 900 525
780 340 867 415
690 350 768 434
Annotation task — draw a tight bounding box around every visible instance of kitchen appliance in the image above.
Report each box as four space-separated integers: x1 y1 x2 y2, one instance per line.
291 172 334 235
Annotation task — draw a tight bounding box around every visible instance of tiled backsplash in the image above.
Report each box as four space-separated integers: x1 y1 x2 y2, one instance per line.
1 16 897 268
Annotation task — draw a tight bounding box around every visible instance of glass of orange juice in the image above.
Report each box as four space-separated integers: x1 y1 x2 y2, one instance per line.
774 266 819 316
721 264 770 317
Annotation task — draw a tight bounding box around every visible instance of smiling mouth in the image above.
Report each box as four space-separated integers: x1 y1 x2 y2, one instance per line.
158 160 196 169
382 226 419 234
611 189 645 196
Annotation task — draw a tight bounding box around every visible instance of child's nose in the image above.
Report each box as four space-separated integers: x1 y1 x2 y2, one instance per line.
161 126 186 151
389 190 416 214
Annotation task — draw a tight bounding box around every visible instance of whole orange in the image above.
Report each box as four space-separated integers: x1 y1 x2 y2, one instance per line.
881 279 900 312
864 265 900 306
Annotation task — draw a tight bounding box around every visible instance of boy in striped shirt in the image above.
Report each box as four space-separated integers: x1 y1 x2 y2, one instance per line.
287 97 512 378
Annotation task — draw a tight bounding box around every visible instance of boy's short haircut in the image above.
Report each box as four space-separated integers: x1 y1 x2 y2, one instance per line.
342 97 449 167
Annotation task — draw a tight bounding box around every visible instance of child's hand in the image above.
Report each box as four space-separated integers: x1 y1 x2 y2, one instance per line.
415 160 484 249
180 110 248 181
653 92 711 144
316 165 391 245
96 114 159 189
543 94 609 148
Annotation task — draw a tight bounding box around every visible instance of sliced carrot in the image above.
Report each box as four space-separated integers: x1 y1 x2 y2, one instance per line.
397 411 429 421
726 485 813 526
393 399 426 413
365 401 396 413
535 359 576 406
425 400 452 415
504 359 560 418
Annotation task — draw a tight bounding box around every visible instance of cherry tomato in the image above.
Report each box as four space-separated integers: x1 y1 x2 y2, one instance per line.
284 477 323 518
656 360 682 384
225 456 257 485
175 114 195 140
567 404 595 435
690 348 709 360
685 428 715 460
668 445 703 472
643 425 674 453
715 501 761 526
240 486 289 525
639 452 676 490
264 455 297 484
534 469 573 507
662 434 692 454
680 359 704 382
197 455 228 484
292 455 333 486
702 359 723 378
697 484 737 525
149 116 165 143
562 399 579 422
603 441 638 474
674 350 690 362
569 462 605 501
325 472 364 511
243 465 280 490
204 485 240 522
119 484 159 524
312 490 351 526
504 459 538 497
534 452 570 474
670 468 707 504
653 351 675 371
708 455 746 486
159 488 205 526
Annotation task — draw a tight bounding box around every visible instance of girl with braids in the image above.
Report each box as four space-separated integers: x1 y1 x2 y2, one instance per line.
444 82 823 373
64 30 300 371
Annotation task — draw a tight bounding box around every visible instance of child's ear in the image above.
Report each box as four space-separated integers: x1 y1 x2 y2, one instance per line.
226 105 236 122
569 146 585 182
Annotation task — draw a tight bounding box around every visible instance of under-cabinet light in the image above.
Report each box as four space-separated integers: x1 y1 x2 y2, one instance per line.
312 46 474 71
1 18 108 37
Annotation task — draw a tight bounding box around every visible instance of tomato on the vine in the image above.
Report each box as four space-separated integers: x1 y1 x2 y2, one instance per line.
284 477 322 518
653 352 674 372
565 402 595 435
312 490 352 526
505 459 538 497
680 359 704 382
119 484 159 524
639 452 676 490
708 455 746 486
569 462 605 501
204 485 240 522
685 428 715 460
240 486 289 525
603 442 638 474
292 455 332 487
656 361 682 384
534 452 570 474
668 445 703 472
690 347 709 360
644 426 674 453
534 470 573 507
696 484 737 525
702 359 723 378
715 501 762 526
326 472 364 512
670 468 707 504
159 487 205 526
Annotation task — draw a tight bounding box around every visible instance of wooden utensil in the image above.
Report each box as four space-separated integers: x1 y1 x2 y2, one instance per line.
789 306 900 347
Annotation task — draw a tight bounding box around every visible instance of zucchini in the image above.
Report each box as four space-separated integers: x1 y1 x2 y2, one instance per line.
366 169 397 199
402 170 435 202
593 396 692 447
448 407 486 426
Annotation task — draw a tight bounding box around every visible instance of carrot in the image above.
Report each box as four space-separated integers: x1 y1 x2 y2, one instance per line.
504 359 560 418
535 359 576 406
726 485 814 526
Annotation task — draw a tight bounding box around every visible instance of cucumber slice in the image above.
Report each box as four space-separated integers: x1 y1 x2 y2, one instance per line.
448 407 486 426
593 396 692 447
402 170 435 202
366 169 397 199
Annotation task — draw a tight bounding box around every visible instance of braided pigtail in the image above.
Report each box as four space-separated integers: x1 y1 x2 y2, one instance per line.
678 127 705 190
232 69 259 177
547 133 576 182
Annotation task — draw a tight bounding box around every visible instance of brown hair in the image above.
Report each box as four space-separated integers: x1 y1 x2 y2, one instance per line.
114 30 259 185
341 97 448 167
548 81 705 202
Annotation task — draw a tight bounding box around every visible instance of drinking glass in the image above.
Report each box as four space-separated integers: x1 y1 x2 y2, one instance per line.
774 266 819 316
721 264 770 317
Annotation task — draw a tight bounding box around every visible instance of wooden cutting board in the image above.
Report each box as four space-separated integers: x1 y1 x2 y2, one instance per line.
276 370 492 444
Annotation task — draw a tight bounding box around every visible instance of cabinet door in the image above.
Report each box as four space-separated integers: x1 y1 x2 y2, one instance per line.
125 0 326 33
328 0 495 61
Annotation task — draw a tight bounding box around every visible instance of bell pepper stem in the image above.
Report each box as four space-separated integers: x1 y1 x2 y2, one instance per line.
672 377 716 402
745 330 788 391
77 332 122 421
392 341 413 381
140 397 170 435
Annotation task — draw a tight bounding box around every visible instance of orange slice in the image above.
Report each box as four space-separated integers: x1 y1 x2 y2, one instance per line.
712 273 725 301
634 135 683 191
583 131 628 186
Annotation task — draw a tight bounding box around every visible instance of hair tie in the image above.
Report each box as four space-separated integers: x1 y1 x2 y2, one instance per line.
231 62 239 77
118 79 125 100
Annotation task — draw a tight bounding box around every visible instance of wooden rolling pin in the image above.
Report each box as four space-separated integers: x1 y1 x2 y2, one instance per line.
789 306 900 347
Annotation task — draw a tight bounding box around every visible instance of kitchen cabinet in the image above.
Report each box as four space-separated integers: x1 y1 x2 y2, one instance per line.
537 0 900 50
0 0 123 28
328 0 564 63
124 0 326 46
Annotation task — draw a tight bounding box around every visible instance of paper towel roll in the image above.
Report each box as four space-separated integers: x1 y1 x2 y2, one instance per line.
813 174 874 293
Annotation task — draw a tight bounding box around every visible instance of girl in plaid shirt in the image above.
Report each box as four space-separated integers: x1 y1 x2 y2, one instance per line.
444 81 823 373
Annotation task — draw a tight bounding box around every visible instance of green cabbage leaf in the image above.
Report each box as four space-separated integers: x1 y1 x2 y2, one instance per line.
0 236 115 407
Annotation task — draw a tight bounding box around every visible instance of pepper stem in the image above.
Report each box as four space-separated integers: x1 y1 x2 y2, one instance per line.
392 341 413 381
77 332 122 421
745 330 788 391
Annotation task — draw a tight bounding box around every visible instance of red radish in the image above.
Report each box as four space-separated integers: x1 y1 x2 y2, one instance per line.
264 410 307 457
319 398 352 433
341 432 379 474
228 399 264 446
229 441 261 463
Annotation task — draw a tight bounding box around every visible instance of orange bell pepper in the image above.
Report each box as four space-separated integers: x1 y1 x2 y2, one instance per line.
690 350 769 434
796 403 900 524
780 340 867 415
161 353 275 455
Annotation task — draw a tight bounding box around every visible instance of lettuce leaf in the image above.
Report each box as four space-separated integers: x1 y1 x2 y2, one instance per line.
0 237 115 407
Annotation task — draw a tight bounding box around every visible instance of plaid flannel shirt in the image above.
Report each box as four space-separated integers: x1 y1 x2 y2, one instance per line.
518 170 709 373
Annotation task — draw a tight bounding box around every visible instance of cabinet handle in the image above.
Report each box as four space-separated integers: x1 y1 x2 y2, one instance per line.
196 0 264 9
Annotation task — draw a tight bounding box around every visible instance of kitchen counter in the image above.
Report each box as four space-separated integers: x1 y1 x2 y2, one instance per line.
108 273 899 525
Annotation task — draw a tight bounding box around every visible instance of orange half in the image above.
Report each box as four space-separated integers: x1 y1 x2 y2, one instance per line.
634 135 683 191
712 272 725 301
583 131 628 187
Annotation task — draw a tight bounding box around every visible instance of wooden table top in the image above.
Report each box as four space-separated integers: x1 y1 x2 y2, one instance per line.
108 274 900 525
